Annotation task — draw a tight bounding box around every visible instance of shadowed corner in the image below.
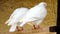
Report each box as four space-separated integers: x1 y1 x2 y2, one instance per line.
49 26 57 32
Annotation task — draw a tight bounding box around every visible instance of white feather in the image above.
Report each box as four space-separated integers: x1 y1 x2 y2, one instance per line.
9 24 17 32
19 2 47 27
5 8 28 26
5 7 28 32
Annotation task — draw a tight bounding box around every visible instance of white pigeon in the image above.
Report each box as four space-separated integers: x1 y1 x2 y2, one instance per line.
5 7 28 32
19 2 47 29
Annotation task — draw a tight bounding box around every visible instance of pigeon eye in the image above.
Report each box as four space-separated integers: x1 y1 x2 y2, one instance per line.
44 3 47 6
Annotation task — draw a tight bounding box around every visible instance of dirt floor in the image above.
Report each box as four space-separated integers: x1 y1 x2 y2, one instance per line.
0 0 57 34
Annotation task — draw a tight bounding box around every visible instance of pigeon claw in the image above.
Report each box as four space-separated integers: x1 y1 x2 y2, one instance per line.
16 26 23 31
33 25 40 30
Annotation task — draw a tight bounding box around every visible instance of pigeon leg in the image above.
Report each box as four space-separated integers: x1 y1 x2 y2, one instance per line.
16 26 23 31
33 25 40 29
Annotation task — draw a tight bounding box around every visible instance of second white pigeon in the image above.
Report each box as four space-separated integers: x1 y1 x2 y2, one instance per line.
19 2 47 29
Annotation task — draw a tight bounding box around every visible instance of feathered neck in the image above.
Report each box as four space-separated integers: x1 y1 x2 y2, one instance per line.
33 4 45 8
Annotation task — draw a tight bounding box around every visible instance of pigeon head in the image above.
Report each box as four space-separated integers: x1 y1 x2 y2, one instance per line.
38 2 47 7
